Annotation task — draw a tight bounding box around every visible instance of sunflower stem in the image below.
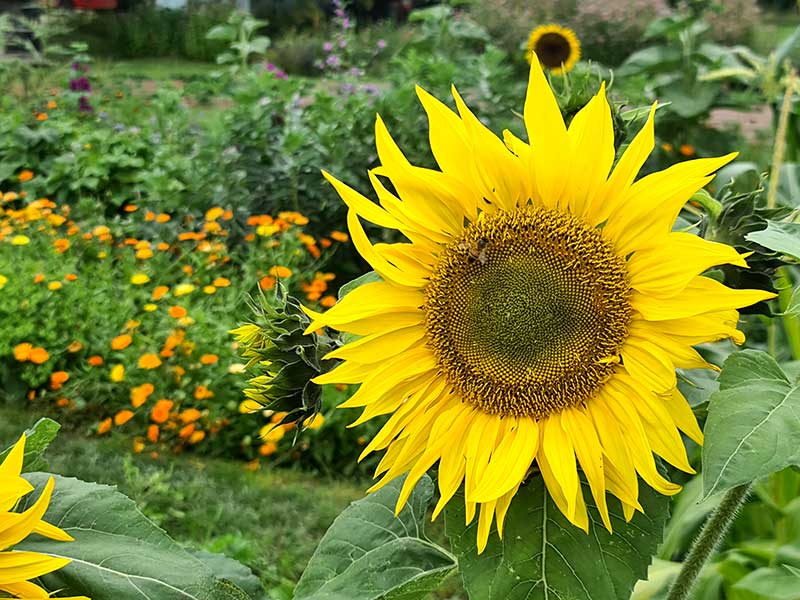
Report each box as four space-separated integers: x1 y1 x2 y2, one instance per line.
665 484 751 600
767 68 796 209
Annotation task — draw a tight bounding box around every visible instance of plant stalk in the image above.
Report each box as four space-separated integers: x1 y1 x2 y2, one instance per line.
665 484 751 600
767 69 797 209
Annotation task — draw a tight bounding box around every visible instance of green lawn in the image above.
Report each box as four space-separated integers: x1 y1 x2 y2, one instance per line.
0 406 366 598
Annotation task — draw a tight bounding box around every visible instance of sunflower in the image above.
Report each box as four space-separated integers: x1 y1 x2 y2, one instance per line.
526 24 581 74
0 434 89 599
305 59 774 553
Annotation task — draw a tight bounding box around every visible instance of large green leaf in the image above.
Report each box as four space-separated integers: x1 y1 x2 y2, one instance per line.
294 474 456 600
733 566 800 599
746 221 800 261
17 474 257 600
0 418 60 472
444 477 670 600
702 351 800 499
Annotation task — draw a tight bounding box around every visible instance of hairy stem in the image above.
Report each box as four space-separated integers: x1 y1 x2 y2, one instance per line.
665 484 751 600
767 69 797 209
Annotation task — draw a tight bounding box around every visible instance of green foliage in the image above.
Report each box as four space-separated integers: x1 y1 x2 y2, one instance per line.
295 474 456 600
207 11 271 72
702 350 800 498
747 221 800 261
16 473 260 599
0 417 60 471
444 478 670 600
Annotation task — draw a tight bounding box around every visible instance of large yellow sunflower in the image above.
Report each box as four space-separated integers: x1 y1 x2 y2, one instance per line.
526 24 581 74
305 60 774 553
0 435 88 599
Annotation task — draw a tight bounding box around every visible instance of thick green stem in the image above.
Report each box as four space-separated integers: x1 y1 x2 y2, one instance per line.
665 484 751 600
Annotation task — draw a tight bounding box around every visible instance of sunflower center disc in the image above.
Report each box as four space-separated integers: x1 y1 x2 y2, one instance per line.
425 206 631 419
535 32 573 69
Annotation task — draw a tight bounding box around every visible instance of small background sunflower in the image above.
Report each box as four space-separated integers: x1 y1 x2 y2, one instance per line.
527 24 581 74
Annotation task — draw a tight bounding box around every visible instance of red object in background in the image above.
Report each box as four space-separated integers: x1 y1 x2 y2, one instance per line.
71 0 118 9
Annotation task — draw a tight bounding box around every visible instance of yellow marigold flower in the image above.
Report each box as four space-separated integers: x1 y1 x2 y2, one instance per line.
203 285 217 294
10 235 29 246
110 364 125 382
111 334 132 350
0 275 7 289
136 248 154 260
189 430 206 444
18 170 34 183
144 303 158 312
67 340 83 352
526 24 581 74
138 354 162 369
47 281 62 291
303 414 325 430
259 424 285 443
308 60 775 553
174 283 195 297
130 273 150 285
205 207 225 221
132 438 145 453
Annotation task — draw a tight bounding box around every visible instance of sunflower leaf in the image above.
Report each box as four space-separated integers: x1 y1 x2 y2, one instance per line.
746 221 800 262
294 474 457 600
0 417 60 472
444 477 669 600
16 474 262 600
702 350 800 499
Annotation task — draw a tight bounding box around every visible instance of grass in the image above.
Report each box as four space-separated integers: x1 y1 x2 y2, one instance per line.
0 405 366 598
93 58 219 81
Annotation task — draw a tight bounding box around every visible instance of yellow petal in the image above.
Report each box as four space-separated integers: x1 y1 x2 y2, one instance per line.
324 325 426 363
541 414 579 521
0 551 71 585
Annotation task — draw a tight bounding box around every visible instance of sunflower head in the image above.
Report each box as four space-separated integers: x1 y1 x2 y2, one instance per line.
232 282 336 428
309 58 774 553
526 24 581 74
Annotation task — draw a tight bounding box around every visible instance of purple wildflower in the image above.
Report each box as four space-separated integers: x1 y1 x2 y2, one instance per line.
70 77 91 92
325 54 341 68
77 95 93 113
377 38 386 50
323 41 334 52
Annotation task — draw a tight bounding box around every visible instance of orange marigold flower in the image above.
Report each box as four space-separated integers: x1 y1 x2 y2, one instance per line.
189 430 206 444
29 347 49 364
157 242 170 251
150 399 173 423
179 423 196 439
330 230 349 242
88 355 104 366
259 442 278 456
124 204 138 212
155 213 171 223
213 277 231 287
50 371 69 390
136 248 154 260
169 306 187 319
111 334 133 350
47 100 58 109
222 209 233 220
33 273 45 284
144 210 156 221
55 397 71 408
180 408 202 424
138 353 162 369
36 112 48 121
199 354 218 365
182 265 193 275
53 238 70 253
320 238 332 248
259 276 276 291
67 340 83 352
147 424 160 442
193 385 214 400
268 266 292 279
130 383 154 408
679 144 695 157
65 273 78 282
307 244 321 258
152 285 169 300
14 343 33 361
661 143 673 152
320 295 337 308
18 170 34 182
114 409 134 426
98 417 112 435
